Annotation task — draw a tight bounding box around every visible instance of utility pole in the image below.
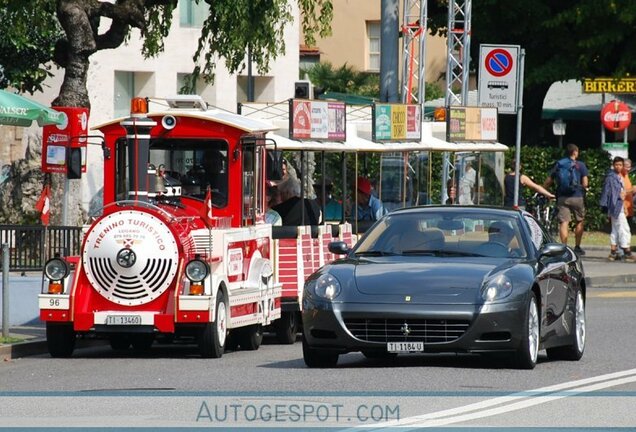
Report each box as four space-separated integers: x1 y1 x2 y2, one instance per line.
380 0 399 102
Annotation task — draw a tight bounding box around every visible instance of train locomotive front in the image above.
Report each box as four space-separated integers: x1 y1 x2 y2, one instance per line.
39 96 282 358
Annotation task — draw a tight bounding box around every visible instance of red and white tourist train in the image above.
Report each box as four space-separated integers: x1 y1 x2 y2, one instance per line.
38 96 356 357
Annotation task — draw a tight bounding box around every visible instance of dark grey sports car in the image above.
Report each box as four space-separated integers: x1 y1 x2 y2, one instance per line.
302 206 586 369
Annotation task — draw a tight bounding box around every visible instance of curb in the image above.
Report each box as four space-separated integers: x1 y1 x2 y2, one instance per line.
0 340 48 360
585 274 636 288
0 338 107 360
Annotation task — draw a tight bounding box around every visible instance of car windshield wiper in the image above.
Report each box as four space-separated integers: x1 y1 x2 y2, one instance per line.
402 250 483 257
355 250 400 256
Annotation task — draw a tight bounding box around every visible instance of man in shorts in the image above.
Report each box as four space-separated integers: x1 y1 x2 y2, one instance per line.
543 143 589 255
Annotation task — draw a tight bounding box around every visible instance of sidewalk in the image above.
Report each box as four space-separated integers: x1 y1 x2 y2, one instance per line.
1 246 634 360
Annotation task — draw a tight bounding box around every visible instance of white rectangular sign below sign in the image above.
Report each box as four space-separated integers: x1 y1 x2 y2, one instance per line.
478 44 520 115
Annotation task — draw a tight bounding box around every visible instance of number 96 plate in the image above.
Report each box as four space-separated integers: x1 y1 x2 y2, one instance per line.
387 341 424 353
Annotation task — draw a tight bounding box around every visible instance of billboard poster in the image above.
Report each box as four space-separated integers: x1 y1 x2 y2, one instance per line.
372 103 422 142
328 102 346 140
447 106 498 142
291 100 311 139
290 100 346 140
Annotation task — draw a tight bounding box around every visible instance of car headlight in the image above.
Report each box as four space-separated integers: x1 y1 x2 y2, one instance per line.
185 259 208 282
310 274 342 300
44 258 69 281
481 274 513 302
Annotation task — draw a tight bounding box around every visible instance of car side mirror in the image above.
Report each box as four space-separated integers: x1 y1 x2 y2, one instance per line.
538 242 567 258
328 241 350 255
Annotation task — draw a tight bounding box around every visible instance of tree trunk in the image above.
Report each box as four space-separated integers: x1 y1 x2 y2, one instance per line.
52 0 97 108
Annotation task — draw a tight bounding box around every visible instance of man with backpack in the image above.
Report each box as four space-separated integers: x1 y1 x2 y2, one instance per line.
543 143 590 255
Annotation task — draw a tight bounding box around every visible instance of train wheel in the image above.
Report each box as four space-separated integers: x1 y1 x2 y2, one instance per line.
274 311 298 344
237 325 263 351
46 323 76 358
199 291 227 358
130 334 154 350
109 335 131 351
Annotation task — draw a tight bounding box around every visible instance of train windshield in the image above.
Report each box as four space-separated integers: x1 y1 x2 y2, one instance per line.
115 138 229 207
150 139 229 207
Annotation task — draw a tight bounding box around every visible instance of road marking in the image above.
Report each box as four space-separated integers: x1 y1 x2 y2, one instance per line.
355 368 636 430
589 291 636 298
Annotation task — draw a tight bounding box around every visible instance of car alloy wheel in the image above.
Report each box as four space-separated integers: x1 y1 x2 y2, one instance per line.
546 289 585 361
514 294 539 369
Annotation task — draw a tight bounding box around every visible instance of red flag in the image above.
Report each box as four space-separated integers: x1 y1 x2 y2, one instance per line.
201 186 213 227
35 184 51 226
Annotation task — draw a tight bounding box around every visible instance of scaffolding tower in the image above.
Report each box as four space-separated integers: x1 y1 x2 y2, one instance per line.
400 0 427 104
441 0 472 203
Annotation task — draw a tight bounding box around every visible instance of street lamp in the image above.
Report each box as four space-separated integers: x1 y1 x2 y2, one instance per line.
553 118 566 148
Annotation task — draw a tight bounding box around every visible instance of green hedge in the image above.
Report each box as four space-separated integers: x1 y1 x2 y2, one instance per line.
505 147 613 232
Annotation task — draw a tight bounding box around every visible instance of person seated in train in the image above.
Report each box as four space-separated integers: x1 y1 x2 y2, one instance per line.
313 177 343 222
272 176 322 226
355 176 387 222
265 183 282 226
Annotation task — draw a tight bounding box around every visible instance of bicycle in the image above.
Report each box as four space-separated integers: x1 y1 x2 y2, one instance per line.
526 193 558 235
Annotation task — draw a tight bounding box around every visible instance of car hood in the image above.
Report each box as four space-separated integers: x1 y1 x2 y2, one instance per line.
352 257 505 303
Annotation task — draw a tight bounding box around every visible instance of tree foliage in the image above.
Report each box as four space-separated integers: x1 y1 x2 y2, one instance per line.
0 0 333 108
427 0 636 146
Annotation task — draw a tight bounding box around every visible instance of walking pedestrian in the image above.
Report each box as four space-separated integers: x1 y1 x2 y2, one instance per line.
543 143 589 255
503 162 555 209
600 156 636 261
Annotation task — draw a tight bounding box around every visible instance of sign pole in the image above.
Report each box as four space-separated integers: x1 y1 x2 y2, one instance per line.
513 49 525 209
2 243 9 338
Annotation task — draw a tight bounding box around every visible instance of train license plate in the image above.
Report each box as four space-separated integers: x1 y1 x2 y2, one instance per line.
387 342 424 353
105 315 142 325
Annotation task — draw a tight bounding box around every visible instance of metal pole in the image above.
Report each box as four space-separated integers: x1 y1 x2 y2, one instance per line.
62 177 69 225
380 0 399 102
2 243 9 338
513 49 526 209
247 46 254 102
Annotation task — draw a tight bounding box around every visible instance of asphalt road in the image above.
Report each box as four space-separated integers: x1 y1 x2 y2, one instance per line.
1 288 635 429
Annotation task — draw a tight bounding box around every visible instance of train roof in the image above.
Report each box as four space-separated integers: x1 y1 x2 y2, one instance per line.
92 96 277 134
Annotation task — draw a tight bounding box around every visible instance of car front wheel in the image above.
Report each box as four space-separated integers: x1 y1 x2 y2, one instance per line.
514 293 539 369
302 335 338 368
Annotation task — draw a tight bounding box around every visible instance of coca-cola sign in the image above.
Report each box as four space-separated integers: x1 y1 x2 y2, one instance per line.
601 100 632 132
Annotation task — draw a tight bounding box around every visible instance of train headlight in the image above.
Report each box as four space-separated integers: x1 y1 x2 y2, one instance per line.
44 258 69 282
185 259 208 282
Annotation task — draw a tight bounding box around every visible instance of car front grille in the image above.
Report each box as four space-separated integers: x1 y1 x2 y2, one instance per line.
343 318 470 343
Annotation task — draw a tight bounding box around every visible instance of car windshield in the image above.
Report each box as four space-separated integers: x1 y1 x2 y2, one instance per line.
354 211 528 259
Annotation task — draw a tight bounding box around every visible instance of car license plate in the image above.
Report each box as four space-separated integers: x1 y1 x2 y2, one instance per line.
387 341 424 353
105 315 142 325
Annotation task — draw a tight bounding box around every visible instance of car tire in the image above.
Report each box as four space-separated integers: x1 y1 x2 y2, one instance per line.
546 290 585 361
513 293 540 369
46 323 76 358
198 291 227 358
274 311 298 344
237 324 263 351
302 334 338 368
109 335 131 351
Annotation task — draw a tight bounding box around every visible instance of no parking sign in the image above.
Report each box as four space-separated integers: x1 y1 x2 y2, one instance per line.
478 45 520 115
